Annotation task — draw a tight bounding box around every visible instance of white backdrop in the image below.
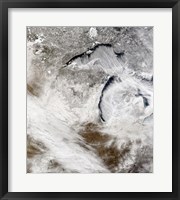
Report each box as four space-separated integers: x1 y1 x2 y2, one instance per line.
8 8 172 192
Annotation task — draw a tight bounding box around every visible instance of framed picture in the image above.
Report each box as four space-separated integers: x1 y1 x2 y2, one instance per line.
0 0 179 199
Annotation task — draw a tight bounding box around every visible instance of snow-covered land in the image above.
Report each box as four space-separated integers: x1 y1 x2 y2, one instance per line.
27 27 153 173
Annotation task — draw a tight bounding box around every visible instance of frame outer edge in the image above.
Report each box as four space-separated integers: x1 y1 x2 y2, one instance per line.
178 1 180 200
0 0 4 199
0 0 179 200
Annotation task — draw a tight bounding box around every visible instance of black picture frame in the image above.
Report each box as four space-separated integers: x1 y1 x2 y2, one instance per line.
0 0 179 199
